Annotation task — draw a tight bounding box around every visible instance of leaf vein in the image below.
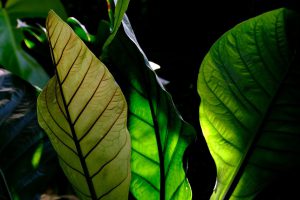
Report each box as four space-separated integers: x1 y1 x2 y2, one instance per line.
38 108 78 155
253 20 278 82
67 54 93 107
45 84 72 138
84 98 124 158
58 154 84 176
61 44 83 86
131 148 159 165
131 171 159 192
73 67 107 126
202 66 250 132
98 165 129 200
91 130 128 178
79 87 118 143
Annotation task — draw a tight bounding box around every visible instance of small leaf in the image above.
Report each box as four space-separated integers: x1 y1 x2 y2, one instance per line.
67 17 95 43
197 8 300 199
37 11 131 200
103 15 196 200
31 142 44 169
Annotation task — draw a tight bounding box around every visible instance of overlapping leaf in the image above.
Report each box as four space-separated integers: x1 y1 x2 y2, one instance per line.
37 11 131 200
197 8 300 199
0 0 66 87
103 15 196 200
0 68 61 200
103 0 129 49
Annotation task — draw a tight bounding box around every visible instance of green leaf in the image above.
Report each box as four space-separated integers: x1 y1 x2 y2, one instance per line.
18 21 47 49
0 68 61 199
103 0 129 49
197 8 300 199
0 0 66 87
37 11 131 200
67 17 95 43
103 15 196 200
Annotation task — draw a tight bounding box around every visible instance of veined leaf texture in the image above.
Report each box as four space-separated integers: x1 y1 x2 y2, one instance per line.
37 11 131 200
198 8 300 199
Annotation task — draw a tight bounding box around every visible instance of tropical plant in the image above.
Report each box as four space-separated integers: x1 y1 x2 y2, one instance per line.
0 0 299 200
198 8 300 199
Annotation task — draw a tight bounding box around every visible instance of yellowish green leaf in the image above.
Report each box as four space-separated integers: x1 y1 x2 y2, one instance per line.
37 10 131 200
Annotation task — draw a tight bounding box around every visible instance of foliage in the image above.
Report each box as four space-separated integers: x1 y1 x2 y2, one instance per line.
0 68 63 199
0 0 299 199
197 8 300 199
0 0 66 87
1 0 196 199
102 15 196 200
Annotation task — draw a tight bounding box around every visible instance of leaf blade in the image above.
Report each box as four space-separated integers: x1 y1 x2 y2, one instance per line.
37 10 131 200
103 15 196 200
197 8 300 199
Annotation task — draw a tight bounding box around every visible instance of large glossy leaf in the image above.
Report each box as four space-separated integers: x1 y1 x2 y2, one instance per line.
0 68 61 200
37 11 131 200
197 8 300 199
0 0 66 87
103 15 196 200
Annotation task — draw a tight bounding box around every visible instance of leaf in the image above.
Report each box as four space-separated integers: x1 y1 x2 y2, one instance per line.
103 0 129 49
0 0 66 87
67 17 95 43
197 8 300 199
0 68 61 199
37 10 131 200
103 15 196 200
21 17 96 77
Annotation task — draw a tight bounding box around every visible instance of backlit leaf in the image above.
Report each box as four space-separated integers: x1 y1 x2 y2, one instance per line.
103 15 196 200
37 11 131 200
197 8 300 199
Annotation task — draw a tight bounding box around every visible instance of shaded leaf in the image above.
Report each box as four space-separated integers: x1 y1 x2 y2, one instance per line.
37 11 131 200
103 0 129 49
18 21 47 49
67 17 95 43
197 8 300 199
103 15 196 200
0 0 66 87
0 68 61 199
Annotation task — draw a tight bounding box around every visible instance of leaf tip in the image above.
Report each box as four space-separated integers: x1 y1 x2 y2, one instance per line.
46 9 61 27
48 9 56 18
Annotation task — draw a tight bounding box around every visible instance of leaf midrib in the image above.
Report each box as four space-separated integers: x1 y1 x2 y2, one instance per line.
47 24 97 198
117 31 175 200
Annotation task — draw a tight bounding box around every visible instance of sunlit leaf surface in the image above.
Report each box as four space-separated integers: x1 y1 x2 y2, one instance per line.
37 11 131 200
197 8 300 199
104 15 196 200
